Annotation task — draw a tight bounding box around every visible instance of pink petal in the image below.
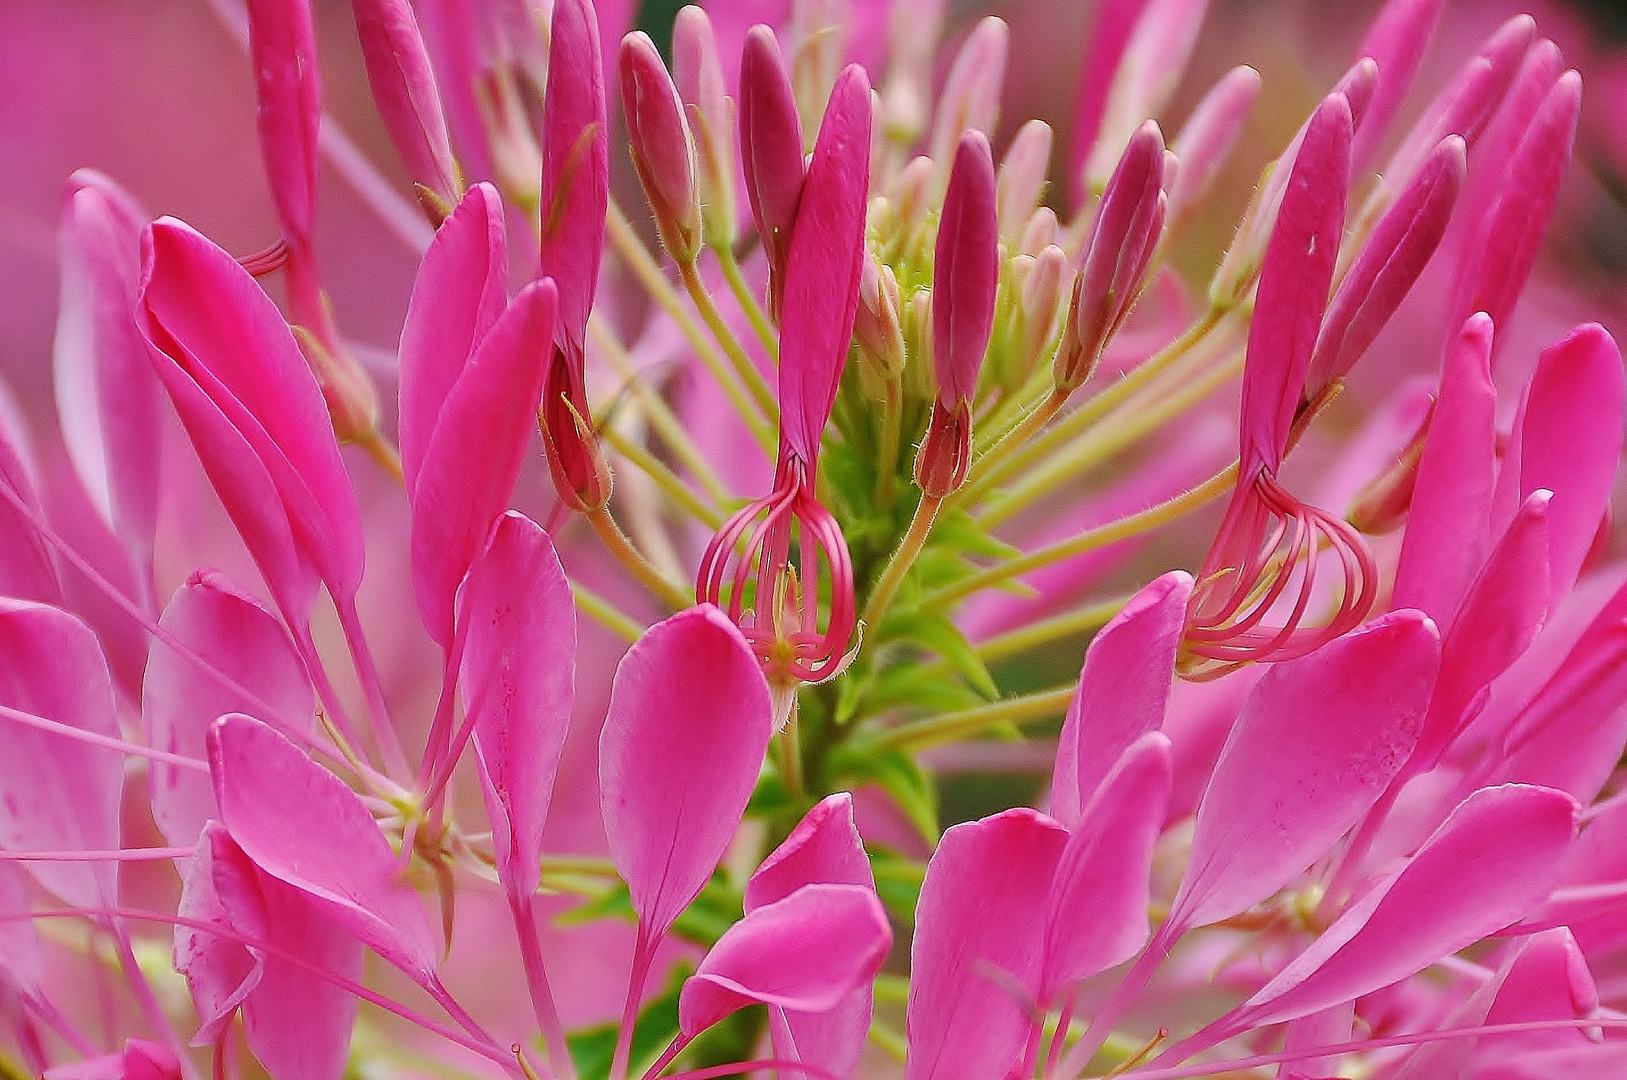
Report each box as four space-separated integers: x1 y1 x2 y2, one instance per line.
1476 927 1597 1062
739 25 805 298
599 605 774 940
538 0 608 350
207 714 440 984
1392 313 1497 626
461 512 575 907
1169 610 1439 931
397 182 508 496
1041 732 1171 999
349 0 460 213
139 219 364 608
0 863 43 999
1070 0 1148 202
1167 66 1260 232
679 883 891 1037
1348 0 1447 170
1238 93 1351 470
0 599 122 908
932 130 999 410
45 1040 183 1080
1050 570 1190 829
1495 324 1624 603
144 571 314 851
928 17 1008 178
746 792 873 911
906 808 1068 1080
175 826 261 1045
1230 784 1578 1031
53 170 161 572
777 63 870 466
410 279 554 647
0 423 63 607
245 0 323 246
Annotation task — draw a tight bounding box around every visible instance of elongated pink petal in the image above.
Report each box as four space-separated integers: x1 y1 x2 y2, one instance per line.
680 883 890 1037
350 0 460 214
175 827 261 1044
538 0 608 351
1041 732 1171 999
144 572 314 851
411 280 554 648
398 182 508 495
740 24 805 305
906 808 1067 1080
1229 784 1577 1031
1169 610 1439 931
53 171 160 572
1070 0 1149 203
932 130 998 409
1495 324 1625 603
674 6 736 249
1392 313 1497 624
208 714 440 984
600 605 774 940
997 120 1054 242
1451 71 1581 370
1051 571 1190 829
246 0 322 247
777 63 871 467
1412 491 1551 773
1168 66 1260 231
1348 0 1447 170
460 512 575 906
1238 93 1351 470
1307 134 1464 397
927 17 1008 179
0 600 121 909
139 219 365 607
621 30 701 263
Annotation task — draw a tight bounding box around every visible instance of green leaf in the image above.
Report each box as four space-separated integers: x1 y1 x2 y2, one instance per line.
868 849 926 928
827 746 939 845
931 507 1020 560
882 610 998 699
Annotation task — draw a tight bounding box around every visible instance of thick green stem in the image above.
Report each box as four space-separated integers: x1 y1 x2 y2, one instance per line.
861 492 944 631
714 243 780 360
679 259 780 423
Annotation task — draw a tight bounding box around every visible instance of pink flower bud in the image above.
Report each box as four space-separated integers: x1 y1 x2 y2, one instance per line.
1017 206 1060 257
620 31 702 265
914 399 973 497
789 0 850 142
1168 66 1260 234
1021 244 1069 369
854 252 905 381
997 120 1053 244
740 25 806 320
1055 120 1166 395
672 6 736 250
1349 0 1448 171
927 17 1008 184
931 130 999 412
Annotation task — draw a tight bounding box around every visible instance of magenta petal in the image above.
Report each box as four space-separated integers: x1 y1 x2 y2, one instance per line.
207 713 441 984
1478 926 1597 1061
144 572 314 851
538 0 608 351
1392 313 1497 625
1495 324 1625 602
932 130 999 410
175 826 262 1046
349 0 460 212
0 600 122 908
906 808 1068 1080
747 792 873 912
1050 570 1190 830
410 279 554 648
398 182 508 496
679 883 891 1038
1238 93 1352 470
1233 784 1578 1030
777 63 871 466
739 25 805 294
53 170 161 572
245 0 323 246
1041 732 1171 999
1169 610 1439 930
600 605 774 940
1348 0 1447 170
0 423 64 607
460 512 575 906
139 219 364 607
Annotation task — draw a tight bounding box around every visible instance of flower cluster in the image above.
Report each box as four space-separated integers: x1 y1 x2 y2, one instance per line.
4 1 1627 1079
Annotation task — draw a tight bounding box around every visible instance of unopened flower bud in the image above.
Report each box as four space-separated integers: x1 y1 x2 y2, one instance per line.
291 322 380 443
890 155 935 230
1348 399 1433 535
740 25 806 320
350 0 460 220
997 120 1053 244
1017 206 1059 257
1168 65 1260 235
672 6 736 250
914 399 972 497
474 66 543 212
620 31 702 265
855 253 906 383
932 131 999 412
903 287 935 401
1021 244 1069 370
928 17 1008 187
879 0 945 146
789 0 850 146
1055 121 1166 395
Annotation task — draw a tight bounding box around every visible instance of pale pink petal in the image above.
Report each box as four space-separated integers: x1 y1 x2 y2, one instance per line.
0 422 64 607
1050 570 1190 830
0 863 43 999
928 17 1008 179
1169 610 1439 931
1070 0 1150 203
1348 0 1447 170
144 571 314 850
175 826 260 1045
1167 66 1260 232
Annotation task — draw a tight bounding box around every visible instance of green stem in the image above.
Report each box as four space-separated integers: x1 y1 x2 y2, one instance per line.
954 388 1068 506
867 684 1075 753
861 492 944 631
930 463 1239 610
875 377 904 507
599 422 724 529
586 506 695 613
911 594 1132 685
570 580 647 644
714 243 780 360
679 259 780 423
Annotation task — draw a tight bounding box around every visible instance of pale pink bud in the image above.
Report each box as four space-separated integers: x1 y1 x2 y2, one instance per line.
997 120 1054 244
927 17 1008 184
1168 66 1260 233
1017 206 1059 257
1307 135 1465 398
740 25 806 319
1349 0 1448 171
854 252 905 381
620 31 702 265
1022 244 1070 367
878 0 946 146
932 131 1000 411
1055 121 1167 394
349 0 460 222
788 0 850 144
890 155 935 229
1083 0 1211 195
672 6 736 250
